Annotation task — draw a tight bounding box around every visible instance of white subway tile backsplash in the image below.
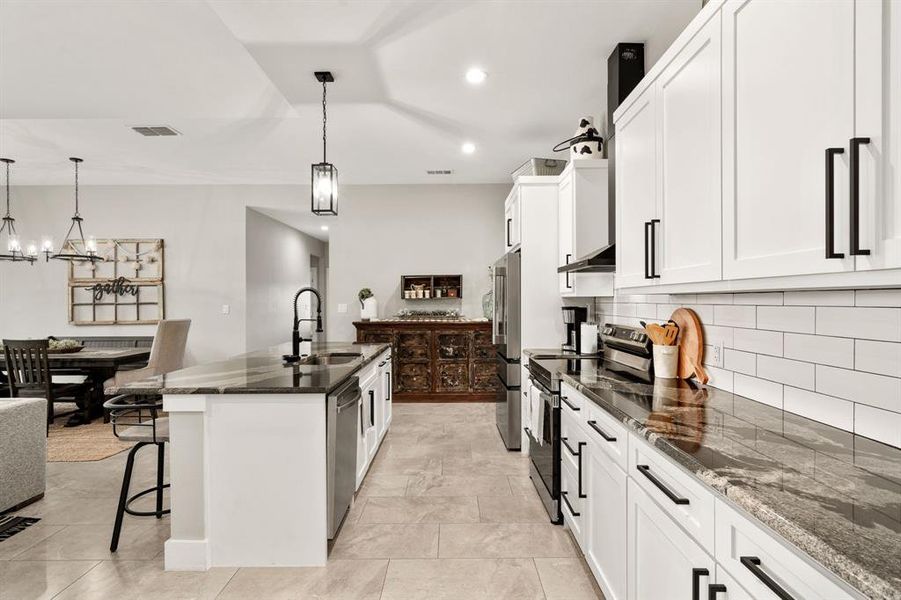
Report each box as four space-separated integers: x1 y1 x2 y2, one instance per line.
854 340 901 377
596 288 901 448
783 387 854 431
783 333 854 369
816 306 901 341
757 306 815 333
854 405 901 447
724 349 756 375
855 289 901 307
784 290 855 306
734 292 783 305
757 355 815 390
734 374 783 409
732 328 782 356
693 293 734 305
714 305 756 328
815 365 901 413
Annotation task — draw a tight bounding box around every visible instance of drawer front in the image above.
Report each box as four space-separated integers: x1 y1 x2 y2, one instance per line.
583 401 629 472
715 500 859 600
560 381 585 413
396 362 431 392
436 362 469 392
560 457 585 547
628 432 715 553
436 332 470 360
560 408 587 475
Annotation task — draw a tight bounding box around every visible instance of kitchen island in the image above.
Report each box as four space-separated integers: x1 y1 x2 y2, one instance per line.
107 341 391 571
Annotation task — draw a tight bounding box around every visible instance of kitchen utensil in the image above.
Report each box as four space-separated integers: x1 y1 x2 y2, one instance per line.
646 323 668 345
662 323 679 346
669 308 708 383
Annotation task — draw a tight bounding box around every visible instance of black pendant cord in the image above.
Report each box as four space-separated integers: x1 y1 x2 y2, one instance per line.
322 80 328 163
72 158 80 217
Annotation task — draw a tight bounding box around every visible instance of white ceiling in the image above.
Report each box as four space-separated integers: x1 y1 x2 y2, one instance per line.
0 0 699 187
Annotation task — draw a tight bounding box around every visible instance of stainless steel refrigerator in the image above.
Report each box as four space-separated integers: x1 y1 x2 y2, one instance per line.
493 251 521 450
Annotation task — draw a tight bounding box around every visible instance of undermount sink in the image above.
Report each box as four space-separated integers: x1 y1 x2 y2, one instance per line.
297 352 362 366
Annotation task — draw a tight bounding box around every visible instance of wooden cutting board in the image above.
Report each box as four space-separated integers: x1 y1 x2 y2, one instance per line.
669 308 709 383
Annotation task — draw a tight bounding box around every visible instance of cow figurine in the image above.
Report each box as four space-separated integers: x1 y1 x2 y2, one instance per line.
553 116 604 160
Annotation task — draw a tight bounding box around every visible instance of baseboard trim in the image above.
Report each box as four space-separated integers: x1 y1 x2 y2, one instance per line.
164 538 210 571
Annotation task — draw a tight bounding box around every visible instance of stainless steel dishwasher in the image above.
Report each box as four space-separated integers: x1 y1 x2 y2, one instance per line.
327 377 361 539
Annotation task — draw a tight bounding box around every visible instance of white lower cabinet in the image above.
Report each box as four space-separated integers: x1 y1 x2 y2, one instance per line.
627 478 716 600
560 457 585 547
710 566 754 600
355 350 391 490
585 436 628 600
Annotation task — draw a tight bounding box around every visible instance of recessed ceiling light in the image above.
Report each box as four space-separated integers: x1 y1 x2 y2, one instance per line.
465 67 487 85
320 225 329 231
461 142 476 154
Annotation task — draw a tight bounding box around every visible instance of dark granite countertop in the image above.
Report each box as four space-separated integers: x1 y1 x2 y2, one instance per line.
558 360 901 600
105 342 390 395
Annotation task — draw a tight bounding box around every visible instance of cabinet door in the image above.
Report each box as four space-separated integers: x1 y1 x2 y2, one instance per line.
559 172 576 294
585 440 628 600
656 14 723 285
627 478 715 600
722 0 856 279
436 362 469 392
615 88 658 288
710 566 754 600
382 361 392 431
856 1 900 271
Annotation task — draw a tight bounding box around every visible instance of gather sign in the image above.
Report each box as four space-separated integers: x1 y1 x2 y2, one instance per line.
89 276 140 302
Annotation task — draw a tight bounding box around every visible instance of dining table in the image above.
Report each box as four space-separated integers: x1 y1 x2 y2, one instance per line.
0 346 151 424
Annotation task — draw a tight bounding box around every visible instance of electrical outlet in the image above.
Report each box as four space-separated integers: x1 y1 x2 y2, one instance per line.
337 303 347 314
712 341 723 368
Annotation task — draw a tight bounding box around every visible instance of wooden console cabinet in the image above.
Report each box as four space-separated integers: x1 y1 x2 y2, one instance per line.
354 320 497 402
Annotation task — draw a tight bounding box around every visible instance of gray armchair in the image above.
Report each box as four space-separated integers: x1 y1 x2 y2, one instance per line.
0 398 47 513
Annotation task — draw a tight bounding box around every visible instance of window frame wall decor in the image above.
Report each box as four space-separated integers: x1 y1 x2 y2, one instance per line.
67 238 165 325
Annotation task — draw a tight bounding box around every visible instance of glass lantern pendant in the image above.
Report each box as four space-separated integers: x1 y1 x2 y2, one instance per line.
46 157 103 263
311 71 338 216
0 158 38 263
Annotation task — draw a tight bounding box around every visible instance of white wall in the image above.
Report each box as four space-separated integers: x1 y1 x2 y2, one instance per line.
326 184 507 341
245 208 326 350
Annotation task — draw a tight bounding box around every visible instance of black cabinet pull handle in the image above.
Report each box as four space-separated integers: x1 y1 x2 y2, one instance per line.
560 395 580 412
636 464 689 504
577 441 586 498
506 218 512 247
565 253 572 289
692 568 709 600
740 556 795 600
825 147 845 259
650 219 660 278
708 584 727 600
587 420 616 442
560 491 580 517
849 137 871 256
644 221 652 279
560 436 581 456
369 390 375 427
385 371 391 401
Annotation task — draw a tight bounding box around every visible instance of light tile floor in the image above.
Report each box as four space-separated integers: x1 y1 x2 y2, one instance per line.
2 402 603 599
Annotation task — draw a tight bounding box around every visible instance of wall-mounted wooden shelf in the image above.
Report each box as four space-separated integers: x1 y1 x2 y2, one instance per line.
401 274 463 300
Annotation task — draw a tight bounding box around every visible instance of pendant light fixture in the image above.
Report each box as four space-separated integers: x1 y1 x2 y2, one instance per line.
311 71 338 216
45 157 102 263
0 158 38 263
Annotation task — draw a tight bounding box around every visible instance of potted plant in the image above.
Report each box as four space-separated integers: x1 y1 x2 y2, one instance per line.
359 288 377 320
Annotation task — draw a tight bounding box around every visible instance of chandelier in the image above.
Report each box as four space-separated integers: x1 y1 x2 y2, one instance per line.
44 157 102 263
311 71 338 216
0 158 38 263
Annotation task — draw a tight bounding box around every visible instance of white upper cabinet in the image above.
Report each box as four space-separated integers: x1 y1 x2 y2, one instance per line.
504 186 522 253
558 172 576 293
856 0 901 271
656 13 723 285
615 90 658 288
722 0 857 279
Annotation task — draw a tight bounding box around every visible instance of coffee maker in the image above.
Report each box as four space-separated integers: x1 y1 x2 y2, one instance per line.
561 306 588 353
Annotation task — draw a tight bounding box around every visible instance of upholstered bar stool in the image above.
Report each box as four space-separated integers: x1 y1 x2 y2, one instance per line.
103 395 169 551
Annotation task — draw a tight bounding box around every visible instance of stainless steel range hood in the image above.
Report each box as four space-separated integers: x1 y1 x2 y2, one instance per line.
557 243 616 273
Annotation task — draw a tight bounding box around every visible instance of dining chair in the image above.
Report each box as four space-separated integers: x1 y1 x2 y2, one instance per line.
103 319 191 390
2 339 92 433
103 394 169 552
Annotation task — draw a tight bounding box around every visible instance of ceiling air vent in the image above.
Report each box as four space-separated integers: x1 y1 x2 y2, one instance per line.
426 169 453 175
131 126 181 137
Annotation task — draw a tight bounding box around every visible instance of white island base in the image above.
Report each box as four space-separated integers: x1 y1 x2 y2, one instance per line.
163 393 328 571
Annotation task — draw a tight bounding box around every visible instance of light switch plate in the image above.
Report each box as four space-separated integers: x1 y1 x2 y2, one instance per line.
221 304 230 315
337 303 347 314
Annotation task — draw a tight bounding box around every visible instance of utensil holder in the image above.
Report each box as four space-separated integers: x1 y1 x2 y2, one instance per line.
653 345 679 379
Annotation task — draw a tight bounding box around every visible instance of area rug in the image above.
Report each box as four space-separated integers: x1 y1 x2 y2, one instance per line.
47 418 131 462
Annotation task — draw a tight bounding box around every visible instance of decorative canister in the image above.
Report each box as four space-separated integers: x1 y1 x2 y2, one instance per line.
652 345 679 379
552 116 604 160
